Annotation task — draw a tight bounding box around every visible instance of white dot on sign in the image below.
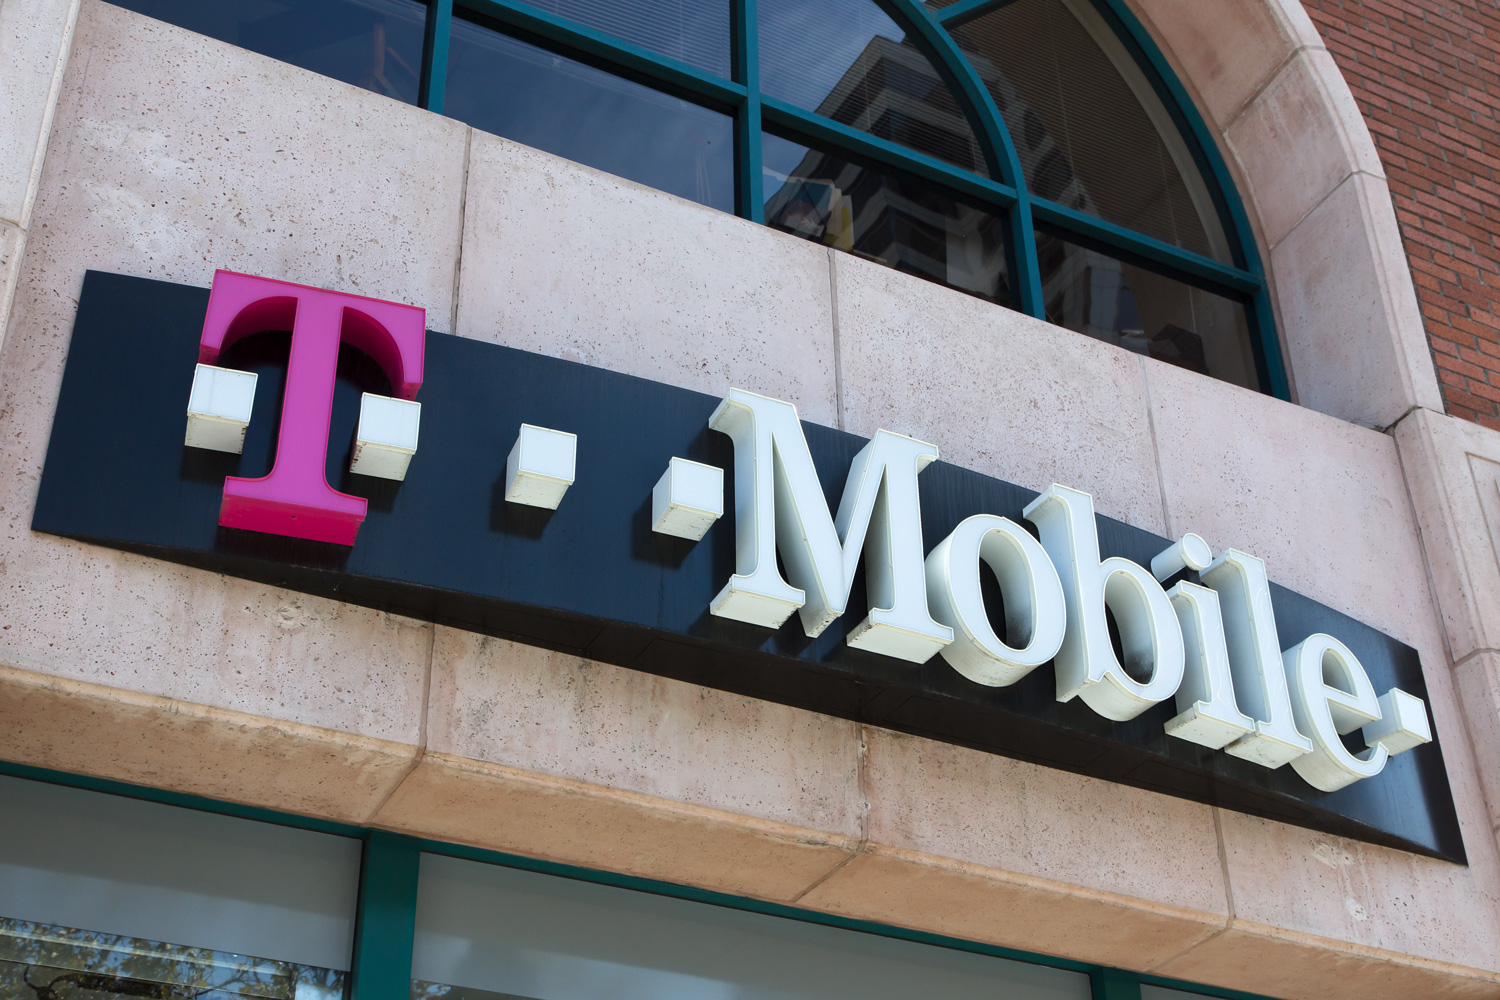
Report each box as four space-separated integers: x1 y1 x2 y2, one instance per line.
652 458 724 541
505 423 577 510
350 393 421 481
185 363 257 455
1151 532 1214 582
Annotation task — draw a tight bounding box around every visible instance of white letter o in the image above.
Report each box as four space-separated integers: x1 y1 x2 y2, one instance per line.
925 515 1066 687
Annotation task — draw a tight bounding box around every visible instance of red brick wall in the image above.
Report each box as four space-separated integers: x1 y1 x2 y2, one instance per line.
1302 0 1500 429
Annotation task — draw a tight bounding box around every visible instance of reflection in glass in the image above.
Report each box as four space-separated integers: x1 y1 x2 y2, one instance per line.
445 16 734 212
411 854 1090 1000
1037 231 1260 390
524 0 730 77
413 983 534 1000
950 0 1231 262
0 918 343 1000
1140 987 1217 1000
763 133 1009 304
102 0 426 104
759 0 988 175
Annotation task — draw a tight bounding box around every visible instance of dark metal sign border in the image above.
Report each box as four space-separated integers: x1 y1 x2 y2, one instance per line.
31 271 1465 863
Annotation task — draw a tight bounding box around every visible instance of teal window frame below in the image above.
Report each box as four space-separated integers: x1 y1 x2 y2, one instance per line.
0 758 1280 1000
414 0 1288 400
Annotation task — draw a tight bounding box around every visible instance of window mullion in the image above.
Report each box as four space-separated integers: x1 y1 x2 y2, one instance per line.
349 832 422 1000
933 0 1022 28
882 0 1039 311
455 0 746 110
732 0 764 223
1250 284 1292 401
418 0 453 113
1031 196 1262 298
1012 196 1047 317
1092 968 1145 1000
761 98 1017 208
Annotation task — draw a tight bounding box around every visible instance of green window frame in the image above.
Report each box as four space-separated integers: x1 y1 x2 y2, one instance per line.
416 0 1288 400
0 759 1277 1000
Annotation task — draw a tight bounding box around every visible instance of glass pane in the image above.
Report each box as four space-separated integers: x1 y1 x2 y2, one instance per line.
525 0 730 77
1037 231 1262 390
951 0 1233 262
1141 988 1217 1000
763 132 1009 304
411 853 1091 1000
0 918 343 1000
102 0 426 105
446 16 734 213
759 0 989 176
0 775 360 973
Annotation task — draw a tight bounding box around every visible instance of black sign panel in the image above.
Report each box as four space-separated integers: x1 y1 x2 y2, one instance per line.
32 271 1465 862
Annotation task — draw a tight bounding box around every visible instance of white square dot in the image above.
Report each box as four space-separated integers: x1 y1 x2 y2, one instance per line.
185 363 258 454
505 424 577 509
652 457 723 541
351 393 421 481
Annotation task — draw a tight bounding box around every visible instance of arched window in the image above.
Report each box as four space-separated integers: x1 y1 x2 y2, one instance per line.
107 0 1284 396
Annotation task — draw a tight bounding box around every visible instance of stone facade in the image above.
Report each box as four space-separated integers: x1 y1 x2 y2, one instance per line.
2 2 1500 999
1305 0 1500 431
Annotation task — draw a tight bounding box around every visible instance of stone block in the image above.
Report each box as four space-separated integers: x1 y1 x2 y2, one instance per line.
0 220 22 349
1227 48 1386 248
421 632 865 838
859 728 1230 919
795 845 1224 972
0 664 420 825
833 251 1167 534
453 131 840 426
1454 652 1500 838
0 2 447 744
1191 804 1500 995
1200 640 1500 984
23 1 467 329
1154 921 1500 1000
1393 409 1500 665
0 0 80 228
1270 171 1443 428
1126 0 1316 128
372 752 858 903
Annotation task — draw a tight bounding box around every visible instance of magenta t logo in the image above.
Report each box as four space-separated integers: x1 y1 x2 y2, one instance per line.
198 270 426 546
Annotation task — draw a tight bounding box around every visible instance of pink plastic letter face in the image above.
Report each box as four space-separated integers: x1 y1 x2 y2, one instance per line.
198 270 426 546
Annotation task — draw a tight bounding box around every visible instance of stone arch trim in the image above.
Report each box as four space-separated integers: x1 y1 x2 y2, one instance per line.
1126 0 1443 430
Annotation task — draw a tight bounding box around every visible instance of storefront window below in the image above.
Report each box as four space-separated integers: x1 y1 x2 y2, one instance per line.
410 853 1089 1000
0 918 343 1000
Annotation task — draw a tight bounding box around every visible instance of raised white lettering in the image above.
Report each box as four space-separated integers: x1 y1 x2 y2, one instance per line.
1024 485 1184 721
1164 581 1256 748
1200 551 1313 768
925 514 1066 687
708 389 953 663
1283 635 1389 791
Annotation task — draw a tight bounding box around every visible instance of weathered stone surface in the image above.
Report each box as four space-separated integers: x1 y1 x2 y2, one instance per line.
834 251 1167 534
455 131 840 426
